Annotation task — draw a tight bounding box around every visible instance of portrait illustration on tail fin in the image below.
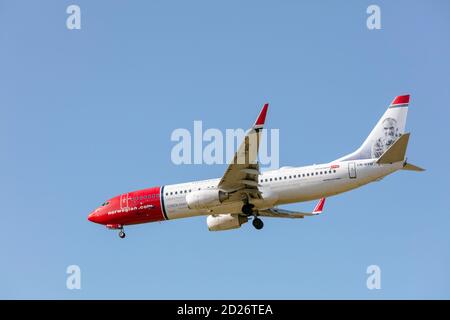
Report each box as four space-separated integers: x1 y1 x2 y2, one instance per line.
371 117 401 158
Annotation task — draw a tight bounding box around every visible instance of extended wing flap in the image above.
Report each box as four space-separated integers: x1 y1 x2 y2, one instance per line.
258 198 326 219
258 208 305 219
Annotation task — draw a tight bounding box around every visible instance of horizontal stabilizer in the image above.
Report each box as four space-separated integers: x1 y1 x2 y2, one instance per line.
403 163 425 172
377 133 410 164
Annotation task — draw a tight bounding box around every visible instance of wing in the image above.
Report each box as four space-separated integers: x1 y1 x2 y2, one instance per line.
218 103 268 201
258 198 326 219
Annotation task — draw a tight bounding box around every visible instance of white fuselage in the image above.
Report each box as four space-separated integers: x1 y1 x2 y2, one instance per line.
162 159 403 220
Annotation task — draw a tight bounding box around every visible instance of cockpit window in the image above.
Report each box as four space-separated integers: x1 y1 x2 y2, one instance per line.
101 201 110 206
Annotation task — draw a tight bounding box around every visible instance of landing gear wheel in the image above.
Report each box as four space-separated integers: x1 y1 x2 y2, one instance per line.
242 203 254 216
252 217 264 230
119 231 126 238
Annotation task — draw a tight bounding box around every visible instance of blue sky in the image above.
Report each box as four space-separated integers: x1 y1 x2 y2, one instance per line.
1 0 449 299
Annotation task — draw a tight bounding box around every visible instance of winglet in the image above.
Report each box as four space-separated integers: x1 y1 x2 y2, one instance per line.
312 198 326 214
253 103 269 129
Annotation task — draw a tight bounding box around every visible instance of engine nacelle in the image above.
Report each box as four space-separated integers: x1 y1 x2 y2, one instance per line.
206 214 248 231
186 189 229 210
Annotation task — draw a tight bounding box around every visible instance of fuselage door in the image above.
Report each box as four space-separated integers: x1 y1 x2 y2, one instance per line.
120 193 129 210
348 162 357 179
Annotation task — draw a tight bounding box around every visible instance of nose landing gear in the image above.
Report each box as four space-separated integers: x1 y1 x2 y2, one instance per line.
106 224 126 238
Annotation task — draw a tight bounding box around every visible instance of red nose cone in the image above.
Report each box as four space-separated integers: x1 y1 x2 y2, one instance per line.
88 212 97 223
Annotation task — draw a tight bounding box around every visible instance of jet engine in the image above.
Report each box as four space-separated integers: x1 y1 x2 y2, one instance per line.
186 189 229 210
206 214 248 231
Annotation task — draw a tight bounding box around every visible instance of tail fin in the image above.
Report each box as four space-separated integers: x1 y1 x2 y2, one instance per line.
337 95 410 161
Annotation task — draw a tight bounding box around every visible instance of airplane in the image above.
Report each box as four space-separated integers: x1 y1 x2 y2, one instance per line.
88 94 424 238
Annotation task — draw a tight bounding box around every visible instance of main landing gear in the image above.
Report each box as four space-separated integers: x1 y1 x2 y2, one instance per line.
252 217 264 230
241 203 264 230
241 203 254 216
